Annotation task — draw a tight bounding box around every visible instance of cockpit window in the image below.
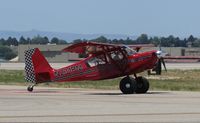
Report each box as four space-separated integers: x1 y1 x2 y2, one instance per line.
110 51 124 61
86 54 106 67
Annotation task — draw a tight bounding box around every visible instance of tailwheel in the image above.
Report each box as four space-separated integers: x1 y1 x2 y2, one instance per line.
27 84 35 92
119 76 137 94
27 86 33 92
135 76 149 94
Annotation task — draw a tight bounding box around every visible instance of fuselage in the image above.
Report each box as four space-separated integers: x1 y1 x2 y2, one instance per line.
52 50 158 82
24 43 163 93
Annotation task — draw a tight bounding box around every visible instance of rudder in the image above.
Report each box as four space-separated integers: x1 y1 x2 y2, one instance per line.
24 48 53 83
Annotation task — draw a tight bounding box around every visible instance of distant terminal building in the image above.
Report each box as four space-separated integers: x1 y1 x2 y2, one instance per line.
145 47 200 57
18 44 79 62
184 48 200 56
142 47 184 56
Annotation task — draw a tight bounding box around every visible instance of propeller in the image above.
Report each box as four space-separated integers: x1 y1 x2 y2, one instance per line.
155 45 168 74
160 57 167 72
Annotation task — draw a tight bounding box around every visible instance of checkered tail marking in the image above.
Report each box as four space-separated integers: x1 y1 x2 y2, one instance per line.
24 48 36 83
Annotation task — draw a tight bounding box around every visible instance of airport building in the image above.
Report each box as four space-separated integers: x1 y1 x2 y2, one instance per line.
18 44 78 62
139 47 200 57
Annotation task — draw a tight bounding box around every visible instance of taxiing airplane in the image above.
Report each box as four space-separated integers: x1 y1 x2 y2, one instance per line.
24 42 166 94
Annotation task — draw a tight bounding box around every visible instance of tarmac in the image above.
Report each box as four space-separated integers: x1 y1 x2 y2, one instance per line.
1 63 200 122
1 85 200 122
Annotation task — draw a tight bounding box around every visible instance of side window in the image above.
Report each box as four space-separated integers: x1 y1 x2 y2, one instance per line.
86 54 106 67
87 57 97 67
110 51 124 61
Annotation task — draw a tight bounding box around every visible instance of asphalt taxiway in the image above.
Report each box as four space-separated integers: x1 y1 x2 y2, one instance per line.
1 85 200 122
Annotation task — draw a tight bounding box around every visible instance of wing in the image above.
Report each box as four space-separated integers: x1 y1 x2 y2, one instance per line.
128 44 155 52
63 42 154 54
62 42 122 54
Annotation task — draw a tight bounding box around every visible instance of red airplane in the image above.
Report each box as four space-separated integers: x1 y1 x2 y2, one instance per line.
24 42 166 94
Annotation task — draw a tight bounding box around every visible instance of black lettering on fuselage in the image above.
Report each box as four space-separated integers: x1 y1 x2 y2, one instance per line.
54 64 83 78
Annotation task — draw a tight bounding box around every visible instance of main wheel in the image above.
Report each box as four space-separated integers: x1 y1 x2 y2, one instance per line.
119 76 137 94
135 76 149 94
27 86 33 92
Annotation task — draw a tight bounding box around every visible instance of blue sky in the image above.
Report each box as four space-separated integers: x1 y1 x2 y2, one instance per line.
0 0 200 37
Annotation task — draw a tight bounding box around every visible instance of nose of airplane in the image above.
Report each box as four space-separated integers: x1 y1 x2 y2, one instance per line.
156 50 166 58
155 50 167 72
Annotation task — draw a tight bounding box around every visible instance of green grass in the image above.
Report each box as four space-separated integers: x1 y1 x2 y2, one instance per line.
0 70 25 84
149 69 200 91
1 69 200 91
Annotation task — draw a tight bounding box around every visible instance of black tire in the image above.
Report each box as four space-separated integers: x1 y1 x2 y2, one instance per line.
27 86 33 92
119 77 137 94
135 76 149 94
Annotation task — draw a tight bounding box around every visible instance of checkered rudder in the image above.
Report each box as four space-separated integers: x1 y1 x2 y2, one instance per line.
24 48 36 83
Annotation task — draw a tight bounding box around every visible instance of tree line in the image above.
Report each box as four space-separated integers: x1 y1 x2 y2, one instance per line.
0 35 68 46
0 34 199 60
73 34 200 47
0 34 200 47
0 46 17 60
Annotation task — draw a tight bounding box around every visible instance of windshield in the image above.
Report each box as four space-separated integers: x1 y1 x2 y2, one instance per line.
123 46 137 56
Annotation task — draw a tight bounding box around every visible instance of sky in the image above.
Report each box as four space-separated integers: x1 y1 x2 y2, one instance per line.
0 0 200 37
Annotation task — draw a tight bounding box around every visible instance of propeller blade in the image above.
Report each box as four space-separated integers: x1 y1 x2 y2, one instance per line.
159 44 161 51
159 40 162 51
161 57 167 72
